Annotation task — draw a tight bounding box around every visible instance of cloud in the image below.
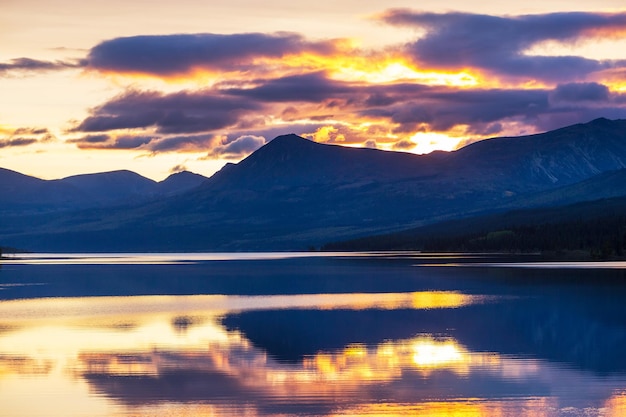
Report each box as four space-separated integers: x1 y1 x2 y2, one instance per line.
0 137 38 149
68 134 154 150
74 89 261 134
86 33 339 76
364 139 378 149
0 58 83 75
550 82 610 103
378 10 626 82
69 25 626 158
223 72 353 103
145 134 215 153
0 126 55 148
170 164 188 174
67 132 219 153
68 134 110 145
360 86 550 132
392 139 415 150
207 135 267 159
13 127 50 135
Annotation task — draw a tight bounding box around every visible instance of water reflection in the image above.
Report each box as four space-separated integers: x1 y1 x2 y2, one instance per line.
1 290 625 417
3 253 626 416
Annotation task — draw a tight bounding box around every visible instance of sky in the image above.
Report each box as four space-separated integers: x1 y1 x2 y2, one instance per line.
2 0 626 180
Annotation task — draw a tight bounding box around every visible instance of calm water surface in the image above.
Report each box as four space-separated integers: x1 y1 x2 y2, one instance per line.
1 252 626 416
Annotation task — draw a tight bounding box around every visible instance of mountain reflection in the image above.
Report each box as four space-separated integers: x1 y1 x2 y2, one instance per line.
1 290 626 417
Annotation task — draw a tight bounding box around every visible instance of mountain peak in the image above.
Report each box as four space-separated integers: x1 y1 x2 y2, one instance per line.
157 170 208 195
264 133 316 150
236 133 322 168
272 133 310 142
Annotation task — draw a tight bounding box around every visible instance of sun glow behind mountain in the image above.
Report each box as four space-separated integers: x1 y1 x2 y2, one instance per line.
3 1 626 180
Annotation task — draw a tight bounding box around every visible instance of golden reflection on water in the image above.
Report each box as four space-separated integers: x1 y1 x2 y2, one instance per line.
333 398 561 417
0 291 623 416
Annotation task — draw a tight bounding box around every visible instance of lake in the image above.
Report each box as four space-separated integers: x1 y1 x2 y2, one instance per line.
1 252 626 416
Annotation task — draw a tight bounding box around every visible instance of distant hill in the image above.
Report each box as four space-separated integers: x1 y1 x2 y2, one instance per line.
2 118 626 252
156 171 208 195
53 170 157 206
0 167 89 214
0 169 208 214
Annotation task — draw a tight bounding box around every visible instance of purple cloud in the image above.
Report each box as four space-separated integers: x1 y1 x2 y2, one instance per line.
379 10 626 82
0 137 38 149
86 33 338 76
145 134 215 153
0 58 84 75
67 132 220 153
67 134 154 150
74 89 261 134
550 82 610 103
223 72 353 103
360 86 550 131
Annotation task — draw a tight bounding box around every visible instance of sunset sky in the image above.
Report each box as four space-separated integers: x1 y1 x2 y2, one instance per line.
3 0 626 180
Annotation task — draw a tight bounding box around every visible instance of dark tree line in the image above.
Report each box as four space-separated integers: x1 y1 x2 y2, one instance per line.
324 211 626 260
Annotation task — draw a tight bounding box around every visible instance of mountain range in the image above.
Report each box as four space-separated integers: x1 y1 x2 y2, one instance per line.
1 117 626 252
0 168 208 214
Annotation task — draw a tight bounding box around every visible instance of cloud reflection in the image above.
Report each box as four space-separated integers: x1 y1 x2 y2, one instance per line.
0 292 625 417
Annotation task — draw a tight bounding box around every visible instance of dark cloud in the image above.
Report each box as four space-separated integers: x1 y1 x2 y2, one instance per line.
170 164 188 174
0 58 83 75
87 33 339 76
13 127 50 135
361 87 549 131
550 82 610 103
145 134 215 153
0 137 38 149
74 89 261 134
392 139 415 150
207 135 267 159
113 135 154 149
68 134 153 150
379 10 626 82
68 132 219 153
68 134 110 144
223 72 353 102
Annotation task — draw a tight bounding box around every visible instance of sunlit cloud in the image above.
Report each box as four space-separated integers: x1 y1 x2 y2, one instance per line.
206 135 268 159
43 10 626 163
0 127 55 149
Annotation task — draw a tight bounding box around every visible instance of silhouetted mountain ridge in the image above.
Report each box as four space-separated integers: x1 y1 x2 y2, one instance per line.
2 118 626 251
0 168 208 214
